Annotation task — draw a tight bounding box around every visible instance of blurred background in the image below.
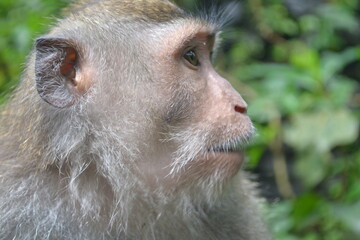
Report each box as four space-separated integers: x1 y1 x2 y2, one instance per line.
0 0 359 239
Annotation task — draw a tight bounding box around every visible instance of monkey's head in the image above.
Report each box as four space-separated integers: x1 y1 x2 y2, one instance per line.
33 0 253 192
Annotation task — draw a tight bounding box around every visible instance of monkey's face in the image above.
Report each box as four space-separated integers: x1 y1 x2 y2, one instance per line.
139 22 254 184
32 4 253 189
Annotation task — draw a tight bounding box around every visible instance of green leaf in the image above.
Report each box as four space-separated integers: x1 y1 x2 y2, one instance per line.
248 98 279 122
292 193 322 225
284 109 359 152
295 153 327 188
321 47 360 82
290 45 320 79
333 202 360 235
328 76 357 107
317 5 359 32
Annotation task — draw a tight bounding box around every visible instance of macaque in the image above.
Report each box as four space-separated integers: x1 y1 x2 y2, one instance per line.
0 0 271 239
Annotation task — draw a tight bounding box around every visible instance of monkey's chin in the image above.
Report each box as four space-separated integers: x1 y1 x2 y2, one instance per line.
190 151 245 181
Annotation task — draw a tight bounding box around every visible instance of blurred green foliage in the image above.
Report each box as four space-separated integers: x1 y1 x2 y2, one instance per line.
1 0 359 239
210 0 360 239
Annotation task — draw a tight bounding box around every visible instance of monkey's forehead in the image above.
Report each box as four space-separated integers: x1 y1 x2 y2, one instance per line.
65 0 229 30
67 0 188 23
149 19 218 44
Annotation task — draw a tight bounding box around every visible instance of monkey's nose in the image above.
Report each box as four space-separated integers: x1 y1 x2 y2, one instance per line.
234 105 247 114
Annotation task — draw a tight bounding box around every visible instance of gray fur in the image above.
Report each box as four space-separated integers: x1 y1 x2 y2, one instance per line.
0 1 271 239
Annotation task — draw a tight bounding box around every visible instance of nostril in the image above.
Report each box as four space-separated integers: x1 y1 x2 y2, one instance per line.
234 105 247 114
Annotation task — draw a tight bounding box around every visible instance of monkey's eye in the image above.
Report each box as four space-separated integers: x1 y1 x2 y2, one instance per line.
183 50 200 68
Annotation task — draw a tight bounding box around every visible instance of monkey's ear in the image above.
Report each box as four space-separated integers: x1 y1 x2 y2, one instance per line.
35 37 86 108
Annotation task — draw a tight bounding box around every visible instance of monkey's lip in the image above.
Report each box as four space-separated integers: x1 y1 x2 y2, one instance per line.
204 146 244 162
206 150 243 159
207 146 239 153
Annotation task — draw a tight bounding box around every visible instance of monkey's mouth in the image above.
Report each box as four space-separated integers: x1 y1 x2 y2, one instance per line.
204 144 244 165
207 145 239 153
